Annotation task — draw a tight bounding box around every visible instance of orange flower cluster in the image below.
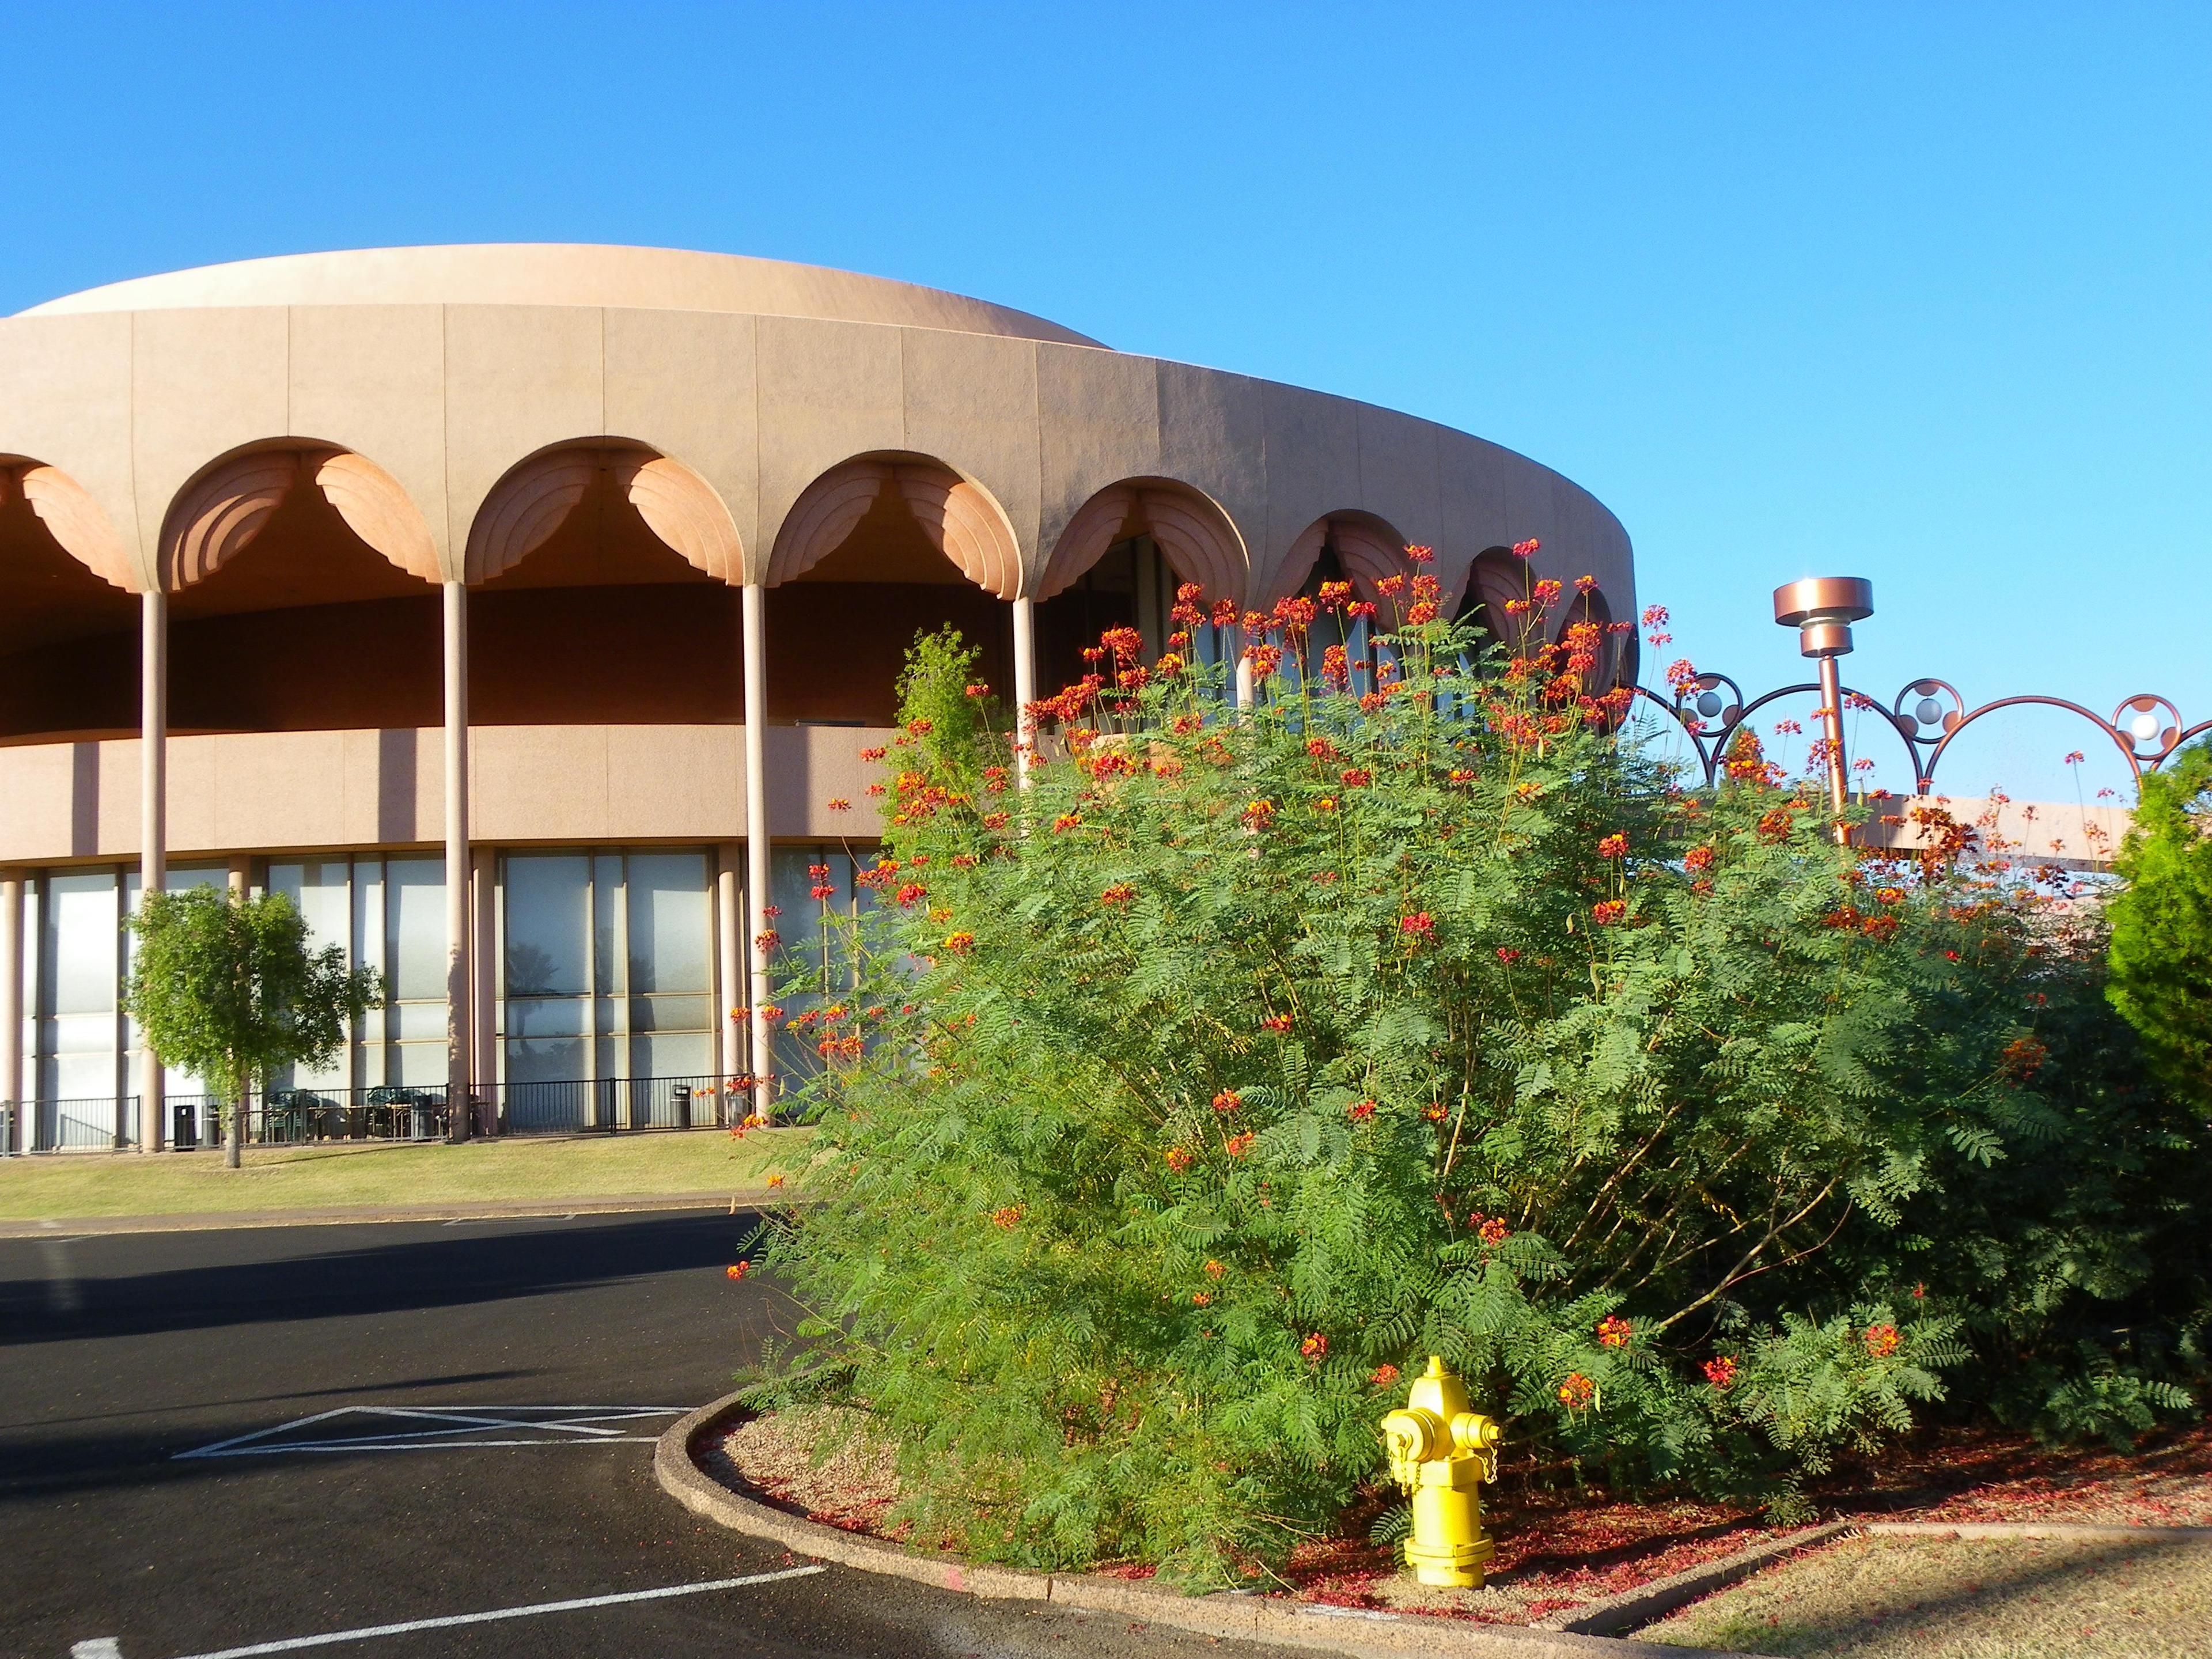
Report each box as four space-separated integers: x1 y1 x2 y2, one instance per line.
1241 799 1275 830
1400 911 1435 941
1340 767 1373 788
1165 1146 1194 1173
1703 1356 1738 1390
1597 1315 1633 1349
1863 1323 1902 1358
1300 1333 1328 1362
1370 1363 1401 1388
726 1261 751 1281
1592 900 1627 926
1683 845 1716 873
1224 1131 1255 1158
1557 1372 1594 1408
942 931 975 954
1100 883 1137 907
992 1206 1022 1229
1260 1013 1294 1034
1598 833 1628 859
1212 1089 1243 1114
1347 1099 1377 1122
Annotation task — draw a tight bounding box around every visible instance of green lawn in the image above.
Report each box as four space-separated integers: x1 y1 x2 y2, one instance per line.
0 1127 809 1221
1643 1531 2212 1658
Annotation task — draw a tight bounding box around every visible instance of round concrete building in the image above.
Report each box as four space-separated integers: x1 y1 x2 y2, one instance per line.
0 243 1635 1151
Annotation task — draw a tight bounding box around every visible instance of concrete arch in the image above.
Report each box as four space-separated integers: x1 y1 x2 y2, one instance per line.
767 453 1021 597
1271 511 1411 607
1456 548 1536 652
1037 479 1247 605
158 441 440 593
465 441 744 588
0 456 138 594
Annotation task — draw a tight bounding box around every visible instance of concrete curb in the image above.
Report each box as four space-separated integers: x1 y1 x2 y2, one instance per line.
0 1191 774 1237
654 1391 1769 1659
1533 1522 1854 1635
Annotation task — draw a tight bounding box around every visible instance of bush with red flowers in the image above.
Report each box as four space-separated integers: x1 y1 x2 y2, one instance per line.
744 602 2210 1585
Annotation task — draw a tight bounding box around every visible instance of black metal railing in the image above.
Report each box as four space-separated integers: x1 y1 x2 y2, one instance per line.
497 1074 736 1135
4 1096 140 1154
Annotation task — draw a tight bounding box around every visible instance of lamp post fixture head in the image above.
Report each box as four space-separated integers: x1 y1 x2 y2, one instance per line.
1773 577 1874 660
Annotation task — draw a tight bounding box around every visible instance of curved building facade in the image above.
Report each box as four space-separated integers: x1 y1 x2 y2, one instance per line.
0 243 1634 1149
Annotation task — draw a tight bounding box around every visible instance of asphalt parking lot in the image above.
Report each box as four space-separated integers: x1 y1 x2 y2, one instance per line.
0 1211 1304 1659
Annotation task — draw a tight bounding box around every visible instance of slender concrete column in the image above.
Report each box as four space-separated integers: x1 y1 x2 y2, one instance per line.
443 581 472 1141
741 583 772 1122
1 871 21 1155
226 856 250 897
1010 596 1037 786
715 842 743 1105
471 846 497 1131
1235 654 1256 710
139 590 166 1152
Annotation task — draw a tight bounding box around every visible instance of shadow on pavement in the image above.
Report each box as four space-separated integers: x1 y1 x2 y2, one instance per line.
0 1211 761 1348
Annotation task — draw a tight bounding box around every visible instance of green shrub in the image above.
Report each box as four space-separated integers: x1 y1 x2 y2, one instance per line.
2106 739 2212 1122
748 584 2209 1584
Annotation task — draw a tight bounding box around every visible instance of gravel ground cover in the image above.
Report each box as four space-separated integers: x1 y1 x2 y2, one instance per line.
717 1410 2212 1631
0 1124 807 1218
1641 1530 2212 1657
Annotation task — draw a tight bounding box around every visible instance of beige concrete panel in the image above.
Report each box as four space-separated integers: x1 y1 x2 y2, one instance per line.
1354 406 1444 550
471 724 611 843
286 305 450 562
209 731 353 850
770 725 894 839
1502 456 1563 575
0 315 142 572
1156 360 1265 593
1035 345 1161 554
603 308 759 562
442 305 607 570
1254 382 1359 599
899 328 1041 561
130 307 290 573
340 728 441 846
605 724 743 838
755 317 905 551
0 744 85 861
1435 431 1512 607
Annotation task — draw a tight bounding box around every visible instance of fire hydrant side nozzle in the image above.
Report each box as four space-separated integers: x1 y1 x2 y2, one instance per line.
1380 1355 1501 1588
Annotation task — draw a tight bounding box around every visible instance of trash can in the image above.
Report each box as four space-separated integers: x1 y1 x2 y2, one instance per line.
174 1101 198 1151
672 1084 693 1130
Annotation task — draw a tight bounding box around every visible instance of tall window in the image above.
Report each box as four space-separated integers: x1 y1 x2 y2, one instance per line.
500 849 715 1089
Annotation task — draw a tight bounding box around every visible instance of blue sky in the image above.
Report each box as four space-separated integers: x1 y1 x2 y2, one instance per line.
5 2 2203 802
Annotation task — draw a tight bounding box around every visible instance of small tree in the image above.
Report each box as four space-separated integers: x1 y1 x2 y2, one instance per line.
127 888 382 1167
2107 740 2212 1122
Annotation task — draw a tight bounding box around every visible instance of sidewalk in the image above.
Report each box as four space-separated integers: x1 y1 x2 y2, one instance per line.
0 1188 781 1238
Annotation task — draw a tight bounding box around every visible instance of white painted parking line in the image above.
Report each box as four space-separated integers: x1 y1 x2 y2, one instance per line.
69 1564 828 1659
175 1405 688 1459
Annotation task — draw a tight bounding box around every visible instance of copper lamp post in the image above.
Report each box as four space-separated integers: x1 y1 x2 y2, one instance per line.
1772 577 1874 838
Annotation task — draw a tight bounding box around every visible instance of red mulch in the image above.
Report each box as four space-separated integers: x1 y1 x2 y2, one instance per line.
725 1416 2212 1626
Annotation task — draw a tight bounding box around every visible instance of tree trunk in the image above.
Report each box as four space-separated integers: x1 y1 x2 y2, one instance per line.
226 1065 245 1169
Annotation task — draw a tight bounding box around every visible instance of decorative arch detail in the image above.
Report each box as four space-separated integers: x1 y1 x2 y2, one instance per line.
161 449 308 590
767 456 1022 597
465 444 743 586
313 451 441 583
157 442 442 592
2 460 138 593
1269 512 1410 607
1039 480 1245 604
1457 548 1535 646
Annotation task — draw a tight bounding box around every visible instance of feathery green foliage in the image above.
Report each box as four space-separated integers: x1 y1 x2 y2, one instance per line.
747 586 2209 1585
127 887 382 1167
2106 738 2212 1122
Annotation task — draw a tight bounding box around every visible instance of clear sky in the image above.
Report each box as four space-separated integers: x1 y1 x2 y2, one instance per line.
4 2 2203 804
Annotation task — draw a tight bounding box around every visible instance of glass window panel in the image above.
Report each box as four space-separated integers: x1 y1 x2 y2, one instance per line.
268 861 351 954
635 1032 711 1080
627 853 709 993
387 858 448 1001
46 872 119 1017
391 1042 448 1087
506 1036 588 1086
41 1049 115 1102
391 1001 452 1041
629 994 712 1033
504 854 589 997
507 997 588 1038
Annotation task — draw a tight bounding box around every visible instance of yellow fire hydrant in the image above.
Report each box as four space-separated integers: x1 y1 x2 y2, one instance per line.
1381 1355 1503 1588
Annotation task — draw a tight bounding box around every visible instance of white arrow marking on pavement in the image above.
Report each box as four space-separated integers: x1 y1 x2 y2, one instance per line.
109 1564 827 1659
